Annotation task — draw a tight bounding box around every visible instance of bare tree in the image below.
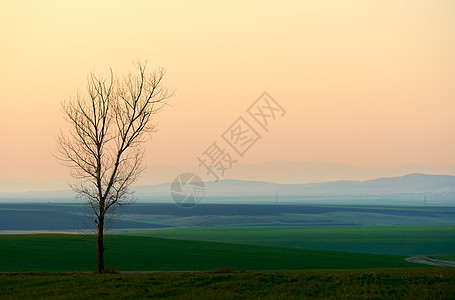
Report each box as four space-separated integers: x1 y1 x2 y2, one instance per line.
56 61 171 273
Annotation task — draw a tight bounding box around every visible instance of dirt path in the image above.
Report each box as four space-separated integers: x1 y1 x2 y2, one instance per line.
405 256 455 267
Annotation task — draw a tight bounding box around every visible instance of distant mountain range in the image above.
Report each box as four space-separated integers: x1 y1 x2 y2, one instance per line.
2 161 455 193
1 173 454 203
135 161 455 186
134 173 455 197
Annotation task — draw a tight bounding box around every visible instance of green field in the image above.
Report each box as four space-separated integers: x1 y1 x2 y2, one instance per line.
121 225 455 256
1 269 454 299
115 205 455 227
435 255 455 261
1 229 453 299
0 234 419 272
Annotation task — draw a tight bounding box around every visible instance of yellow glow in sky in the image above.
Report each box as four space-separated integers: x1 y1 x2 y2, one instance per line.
0 0 454 181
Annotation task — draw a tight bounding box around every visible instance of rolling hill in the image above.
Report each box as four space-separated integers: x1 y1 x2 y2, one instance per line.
1 173 454 202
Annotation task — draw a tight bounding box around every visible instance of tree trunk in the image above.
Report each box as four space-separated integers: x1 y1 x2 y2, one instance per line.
96 214 105 273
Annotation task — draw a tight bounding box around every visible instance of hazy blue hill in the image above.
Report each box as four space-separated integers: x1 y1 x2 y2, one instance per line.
360 173 455 193
142 173 455 196
1 174 454 203
0 190 73 201
299 173 455 195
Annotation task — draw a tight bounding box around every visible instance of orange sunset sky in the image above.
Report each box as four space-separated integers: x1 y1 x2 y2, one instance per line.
0 1 454 184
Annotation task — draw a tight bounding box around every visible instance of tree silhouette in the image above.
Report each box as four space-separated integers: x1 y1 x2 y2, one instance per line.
56 61 171 273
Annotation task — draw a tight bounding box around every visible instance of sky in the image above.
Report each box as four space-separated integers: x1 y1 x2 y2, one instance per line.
0 0 454 184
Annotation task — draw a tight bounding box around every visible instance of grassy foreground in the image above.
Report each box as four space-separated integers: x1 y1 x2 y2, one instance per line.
121 225 455 256
1 269 454 299
0 234 417 272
